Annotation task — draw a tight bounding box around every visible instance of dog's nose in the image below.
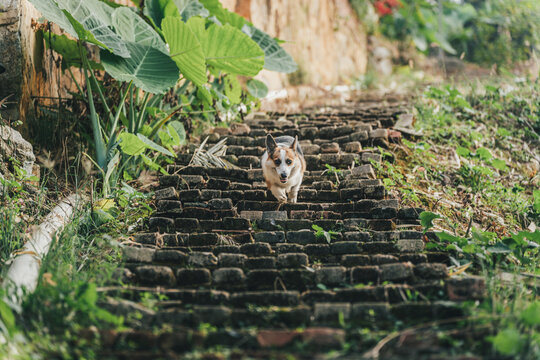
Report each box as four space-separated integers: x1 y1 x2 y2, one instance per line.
280 173 287 179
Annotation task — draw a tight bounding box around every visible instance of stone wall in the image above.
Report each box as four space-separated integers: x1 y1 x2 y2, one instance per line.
222 0 368 89
0 0 81 129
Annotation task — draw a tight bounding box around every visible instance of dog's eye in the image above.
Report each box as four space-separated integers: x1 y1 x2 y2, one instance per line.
274 159 281 166
286 159 292 165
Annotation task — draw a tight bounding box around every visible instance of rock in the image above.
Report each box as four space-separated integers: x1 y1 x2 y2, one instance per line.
122 247 155 263
188 252 218 267
213 268 246 286
277 253 309 268
349 164 376 179
262 211 288 220
257 329 299 347
446 277 485 300
135 266 175 286
230 123 251 135
0 125 36 175
301 327 345 347
320 142 340 153
316 266 346 286
344 141 362 153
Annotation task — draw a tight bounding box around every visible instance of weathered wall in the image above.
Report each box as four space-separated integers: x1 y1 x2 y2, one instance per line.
0 0 80 128
222 0 368 89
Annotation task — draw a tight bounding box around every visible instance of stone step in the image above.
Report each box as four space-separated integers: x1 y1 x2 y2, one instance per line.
102 299 462 331
99 101 486 358
123 261 449 290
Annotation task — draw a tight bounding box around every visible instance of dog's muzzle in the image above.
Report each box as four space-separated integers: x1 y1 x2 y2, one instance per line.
279 173 288 183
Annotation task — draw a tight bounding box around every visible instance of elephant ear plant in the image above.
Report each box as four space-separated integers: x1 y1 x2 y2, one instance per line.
30 0 297 195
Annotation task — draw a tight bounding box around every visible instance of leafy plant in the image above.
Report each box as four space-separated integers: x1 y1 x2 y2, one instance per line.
312 224 339 244
32 0 297 194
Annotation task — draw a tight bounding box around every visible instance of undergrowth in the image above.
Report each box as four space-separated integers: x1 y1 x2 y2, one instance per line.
0 184 151 359
371 77 540 358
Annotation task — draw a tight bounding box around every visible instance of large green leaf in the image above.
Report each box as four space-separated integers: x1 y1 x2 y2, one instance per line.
28 0 77 38
246 79 268 98
43 32 103 70
144 0 180 28
144 0 206 27
200 0 248 29
137 133 174 156
200 0 295 73
196 23 264 76
112 7 168 54
162 17 207 86
242 25 297 73
174 0 209 21
224 75 241 104
118 133 159 156
56 0 130 57
419 211 440 231
101 42 179 94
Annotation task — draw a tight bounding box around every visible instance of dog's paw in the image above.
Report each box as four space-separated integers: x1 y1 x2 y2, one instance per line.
276 194 288 203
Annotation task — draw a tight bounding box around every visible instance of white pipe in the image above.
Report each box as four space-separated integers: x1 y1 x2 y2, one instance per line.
4 194 83 301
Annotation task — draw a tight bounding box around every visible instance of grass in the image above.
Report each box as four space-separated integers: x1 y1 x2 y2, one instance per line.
368 77 540 358
0 166 50 271
0 184 153 359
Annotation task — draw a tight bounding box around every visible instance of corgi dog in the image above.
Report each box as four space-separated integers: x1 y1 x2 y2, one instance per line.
261 134 306 203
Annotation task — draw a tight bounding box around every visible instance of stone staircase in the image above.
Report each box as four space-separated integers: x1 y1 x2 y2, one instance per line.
100 97 485 359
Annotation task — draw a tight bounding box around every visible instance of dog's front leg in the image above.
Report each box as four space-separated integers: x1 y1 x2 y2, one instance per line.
288 184 301 204
270 186 288 203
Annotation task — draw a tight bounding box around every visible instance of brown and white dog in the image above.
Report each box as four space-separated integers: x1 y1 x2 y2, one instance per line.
261 134 306 203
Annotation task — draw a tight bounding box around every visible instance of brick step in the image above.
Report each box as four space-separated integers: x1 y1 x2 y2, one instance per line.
163 165 380 182
156 186 388 203
92 326 350 355
173 152 384 170
221 143 374 156
124 260 449 290
103 277 484 308
102 299 462 331
157 175 384 192
133 231 427 253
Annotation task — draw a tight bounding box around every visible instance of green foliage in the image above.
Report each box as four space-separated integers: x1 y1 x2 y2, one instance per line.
312 224 339 244
242 25 298 73
419 211 440 232
5 185 153 358
42 32 103 70
32 0 297 195
491 327 525 356
0 290 17 338
247 79 269 98
101 42 179 93
376 0 540 66
379 0 475 55
421 210 539 269
112 7 168 53
196 23 265 76
162 17 207 85
459 0 540 65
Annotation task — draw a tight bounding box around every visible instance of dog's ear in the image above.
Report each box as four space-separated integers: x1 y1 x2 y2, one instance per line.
266 134 277 155
290 136 298 153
